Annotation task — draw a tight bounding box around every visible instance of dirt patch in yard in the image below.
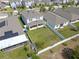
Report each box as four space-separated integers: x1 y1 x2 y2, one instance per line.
40 36 79 59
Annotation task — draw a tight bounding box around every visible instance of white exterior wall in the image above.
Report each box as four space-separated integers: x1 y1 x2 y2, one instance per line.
54 24 60 29
54 21 69 29
0 34 28 50
27 16 43 23
29 25 45 30
63 22 69 26
40 16 43 20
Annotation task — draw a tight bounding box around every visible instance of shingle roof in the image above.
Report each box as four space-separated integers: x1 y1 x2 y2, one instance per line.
0 16 24 40
0 2 7 9
42 11 67 25
9 0 32 3
54 8 72 20
33 0 68 4
21 10 44 27
21 10 42 20
9 0 21 2
33 0 52 3
64 7 79 15
0 0 9 2
54 7 79 21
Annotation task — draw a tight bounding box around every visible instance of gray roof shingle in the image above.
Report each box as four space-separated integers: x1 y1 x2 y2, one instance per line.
0 2 7 9
21 10 44 27
21 10 42 19
54 7 79 21
42 11 67 25
54 8 72 20
0 16 24 40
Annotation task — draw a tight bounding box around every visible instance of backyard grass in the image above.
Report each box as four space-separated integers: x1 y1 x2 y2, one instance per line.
58 22 79 38
27 27 60 51
40 37 79 59
74 22 79 28
0 45 31 59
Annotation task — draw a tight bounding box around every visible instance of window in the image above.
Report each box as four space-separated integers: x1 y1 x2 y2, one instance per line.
60 24 63 27
30 25 37 28
38 24 43 26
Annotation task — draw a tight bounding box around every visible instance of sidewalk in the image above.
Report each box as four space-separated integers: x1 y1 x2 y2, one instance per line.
37 34 79 55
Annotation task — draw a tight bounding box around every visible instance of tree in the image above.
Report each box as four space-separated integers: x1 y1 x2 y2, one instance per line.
48 5 52 11
62 47 79 59
62 48 75 59
68 0 75 6
32 3 37 8
40 6 46 12
31 53 40 59
74 46 79 59
27 52 40 59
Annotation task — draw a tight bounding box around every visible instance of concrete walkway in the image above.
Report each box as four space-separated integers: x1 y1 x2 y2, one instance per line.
37 34 79 55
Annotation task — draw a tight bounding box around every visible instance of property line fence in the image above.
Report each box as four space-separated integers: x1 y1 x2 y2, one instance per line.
46 22 65 40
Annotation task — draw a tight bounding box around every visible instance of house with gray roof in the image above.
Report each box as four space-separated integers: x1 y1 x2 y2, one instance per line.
21 10 45 30
0 16 28 50
54 7 79 22
0 12 8 19
0 2 9 10
33 0 52 4
10 0 34 9
42 11 69 29
64 7 79 21
33 0 70 4
0 0 9 3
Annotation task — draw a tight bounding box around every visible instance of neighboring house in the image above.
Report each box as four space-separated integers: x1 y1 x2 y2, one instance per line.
33 0 52 4
0 2 9 9
10 0 22 9
10 0 34 9
64 7 79 21
0 16 28 50
33 0 70 4
0 12 8 19
0 0 9 4
21 10 45 30
54 7 79 22
42 11 68 29
23 0 34 8
51 0 66 4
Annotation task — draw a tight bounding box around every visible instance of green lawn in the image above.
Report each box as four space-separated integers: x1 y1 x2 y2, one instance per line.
27 27 60 51
0 45 31 59
74 22 79 28
58 22 79 38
